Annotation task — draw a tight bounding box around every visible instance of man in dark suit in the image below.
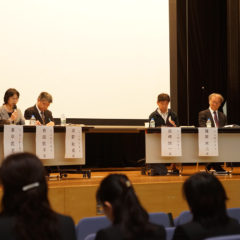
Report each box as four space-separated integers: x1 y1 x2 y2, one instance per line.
24 92 54 126
149 93 179 174
198 93 227 172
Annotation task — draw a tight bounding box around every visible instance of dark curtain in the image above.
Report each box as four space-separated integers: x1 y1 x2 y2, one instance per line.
173 0 227 126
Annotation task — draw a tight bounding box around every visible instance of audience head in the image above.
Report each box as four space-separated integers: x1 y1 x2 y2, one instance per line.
157 93 170 113
0 152 48 213
0 152 58 240
3 88 20 106
97 174 150 237
208 93 224 111
37 92 53 112
183 172 228 227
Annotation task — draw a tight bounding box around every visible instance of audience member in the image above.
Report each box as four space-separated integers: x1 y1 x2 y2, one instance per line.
95 174 166 240
173 172 240 240
0 152 76 240
0 88 25 125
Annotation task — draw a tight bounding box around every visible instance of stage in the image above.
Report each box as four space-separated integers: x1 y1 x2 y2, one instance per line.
44 166 240 224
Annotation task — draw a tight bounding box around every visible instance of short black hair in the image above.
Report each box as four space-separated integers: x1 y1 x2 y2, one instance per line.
4 88 20 104
183 172 228 227
157 93 170 102
38 92 53 103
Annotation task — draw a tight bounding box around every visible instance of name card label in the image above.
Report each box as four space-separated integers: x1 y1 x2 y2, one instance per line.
161 127 182 156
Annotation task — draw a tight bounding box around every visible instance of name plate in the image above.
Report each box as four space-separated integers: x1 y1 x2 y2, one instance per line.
36 126 54 159
161 127 182 156
4 125 23 157
198 128 218 156
65 126 83 158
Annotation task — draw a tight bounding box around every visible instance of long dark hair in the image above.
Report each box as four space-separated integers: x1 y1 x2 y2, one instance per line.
0 152 59 240
183 172 229 228
96 174 155 239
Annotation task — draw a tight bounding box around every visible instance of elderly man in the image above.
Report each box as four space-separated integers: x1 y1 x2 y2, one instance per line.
198 93 227 172
24 92 54 126
199 93 227 128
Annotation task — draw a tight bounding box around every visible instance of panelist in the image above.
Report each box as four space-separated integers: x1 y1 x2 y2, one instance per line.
0 88 25 125
24 92 54 126
198 93 227 172
149 93 179 174
149 93 179 127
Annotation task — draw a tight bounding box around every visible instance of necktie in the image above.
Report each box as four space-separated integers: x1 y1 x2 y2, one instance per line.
213 111 219 128
41 111 45 125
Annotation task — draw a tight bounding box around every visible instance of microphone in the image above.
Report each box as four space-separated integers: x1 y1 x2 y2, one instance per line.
13 105 17 112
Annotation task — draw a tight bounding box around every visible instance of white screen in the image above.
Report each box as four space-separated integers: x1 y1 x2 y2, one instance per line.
0 0 170 119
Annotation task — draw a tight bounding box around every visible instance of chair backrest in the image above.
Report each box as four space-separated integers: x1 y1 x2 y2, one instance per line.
149 212 173 227
165 227 176 240
84 233 96 240
227 208 240 223
174 208 240 227
204 234 240 240
174 210 192 226
76 216 110 240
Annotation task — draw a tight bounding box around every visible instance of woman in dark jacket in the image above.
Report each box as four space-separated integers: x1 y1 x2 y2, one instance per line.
173 172 240 240
0 152 76 240
95 174 166 240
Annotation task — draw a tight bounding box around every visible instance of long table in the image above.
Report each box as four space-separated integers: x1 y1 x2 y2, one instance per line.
0 126 239 167
146 127 240 163
0 126 88 166
0 125 145 167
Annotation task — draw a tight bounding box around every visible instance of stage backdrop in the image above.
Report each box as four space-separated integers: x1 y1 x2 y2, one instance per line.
0 0 170 119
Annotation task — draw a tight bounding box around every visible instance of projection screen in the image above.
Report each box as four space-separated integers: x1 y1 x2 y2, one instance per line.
0 0 170 119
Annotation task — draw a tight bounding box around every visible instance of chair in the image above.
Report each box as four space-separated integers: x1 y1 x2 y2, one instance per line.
173 210 192 226
204 234 240 240
227 208 240 223
174 208 240 227
149 212 174 227
84 233 96 240
165 227 176 240
76 216 110 240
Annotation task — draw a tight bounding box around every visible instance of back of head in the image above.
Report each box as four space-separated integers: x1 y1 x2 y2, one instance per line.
97 174 152 238
0 152 47 213
0 152 58 240
183 172 228 227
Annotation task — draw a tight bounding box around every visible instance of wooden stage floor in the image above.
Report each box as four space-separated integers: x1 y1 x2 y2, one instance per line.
46 166 240 224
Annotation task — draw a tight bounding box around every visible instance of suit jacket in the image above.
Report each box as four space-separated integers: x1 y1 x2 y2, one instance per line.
173 218 240 240
0 105 25 125
0 213 76 240
24 105 53 125
149 109 179 127
95 223 165 240
198 109 227 127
